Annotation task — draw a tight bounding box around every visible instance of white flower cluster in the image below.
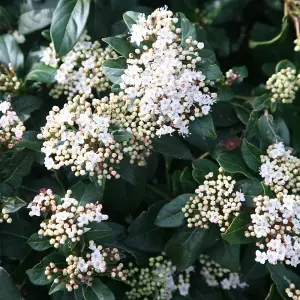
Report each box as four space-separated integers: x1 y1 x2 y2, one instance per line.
260 142 300 194
0 100 25 148
41 31 118 100
27 188 56 217
266 67 300 104
125 255 193 300
120 6 217 137
0 207 12 224
225 69 240 86
199 254 248 290
28 189 108 248
245 194 300 267
38 93 152 183
286 283 300 299
45 240 126 291
182 169 245 232
0 63 21 93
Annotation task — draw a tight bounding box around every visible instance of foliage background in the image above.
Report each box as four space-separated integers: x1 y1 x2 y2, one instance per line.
0 0 299 299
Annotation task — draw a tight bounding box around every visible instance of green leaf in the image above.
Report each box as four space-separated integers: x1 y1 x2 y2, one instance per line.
192 158 219 183
210 240 240 272
123 11 140 31
71 180 103 205
124 201 168 252
18 1 59 35
152 135 193 160
265 283 282 300
232 103 251 125
82 279 115 300
16 131 42 152
249 17 289 48
0 6 13 30
189 115 216 138
221 211 254 244
2 196 26 213
217 152 254 178
258 114 280 143
178 13 196 45
102 36 135 58
112 129 134 142
201 64 224 81
253 94 272 112
155 194 194 228
165 226 208 270
267 264 300 300
84 222 113 242
4 150 35 189
235 179 264 207
241 139 263 172
26 63 57 83
275 117 290 145
275 59 296 72
0 267 22 300
26 253 65 285
102 57 127 84
0 34 24 73
49 276 67 295
180 167 197 193
27 233 51 251
232 66 248 82
50 0 91 56
12 96 43 122
118 158 137 185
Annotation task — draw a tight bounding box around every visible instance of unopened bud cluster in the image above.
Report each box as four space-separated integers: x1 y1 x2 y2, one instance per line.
125 255 193 300
286 283 300 299
120 6 217 137
245 194 300 266
199 254 248 290
28 190 108 248
0 207 12 224
266 68 300 104
0 100 25 148
41 31 117 100
182 169 245 231
225 69 240 86
45 240 126 291
260 142 300 194
38 93 151 183
0 63 21 93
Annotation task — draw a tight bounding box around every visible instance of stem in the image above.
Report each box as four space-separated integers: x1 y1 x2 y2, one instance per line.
146 184 170 201
199 152 209 159
164 155 172 196
234 95 254 102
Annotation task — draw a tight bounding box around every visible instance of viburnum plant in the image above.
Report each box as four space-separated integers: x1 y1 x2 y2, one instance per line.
1 0 300 299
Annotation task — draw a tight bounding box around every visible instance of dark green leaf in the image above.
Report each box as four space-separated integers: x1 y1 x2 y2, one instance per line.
232 103 251 125
50 0 91 56
16 131 42 151
124 201 168 252
189 115 216 138
192 158 219 183
165 226 208 270
12 96 43 122
217 152 254 178
113 129 134 142
71 180 103 205
27 233 51 251
152 136 193 160
267 264 300 300
265 283 282 300
155 194 194 228
82 279 115 300
235 179 264 207
275 59 296 72
49 276 67 295
221 211 254 244
84 222 113 242
232 66 248 82
210 240 240 272
253 94 272 112
0 267 22 300
102 36 135 58
241 139 263 172
102 57 127 84
179 13 196 45
26 253 65 285
123 11 140 31
275 117 290 145
26 63 57 83
0 34 24 73
258 114 280 143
